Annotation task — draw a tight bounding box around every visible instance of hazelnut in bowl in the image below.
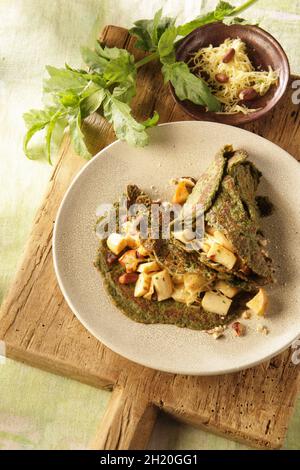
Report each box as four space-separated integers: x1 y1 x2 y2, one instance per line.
170 22 290 125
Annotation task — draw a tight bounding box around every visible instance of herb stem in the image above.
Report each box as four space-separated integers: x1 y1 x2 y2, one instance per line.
135 52 159 68
135 0 258 70
231 0 258 16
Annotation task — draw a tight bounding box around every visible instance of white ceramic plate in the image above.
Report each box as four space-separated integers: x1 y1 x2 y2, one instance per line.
53 121 300 375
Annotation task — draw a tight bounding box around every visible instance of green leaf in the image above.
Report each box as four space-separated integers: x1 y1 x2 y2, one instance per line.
143 111 159 128
23 1 258 164
69 112 92 159
44 66 88 93
162 62 221 111
177 0 234 37
111 83 136 104
95 43 129 60
229 0 258 16
65 63 88 74
214 1 235 19
158 26 177 63
23 107 67 163
178 13 215 36
129 10 176 52
177 0 257 36
80 87 107 118
64 63 107 86
46 113 60 164
59 92 81 108
45 65 106 93
80 46 107 72
24 92 100 163
156 16 176 43
222 16 259 26
82 44 131 68
23 107 57 160
81 44 136 87
151 8 163 46
23 122 48 160
23 107 56 129
104 55 136 86
129 23 154 51
103 95 149 147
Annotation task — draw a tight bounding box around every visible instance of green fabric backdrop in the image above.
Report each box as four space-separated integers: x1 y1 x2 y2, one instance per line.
0 0 299 449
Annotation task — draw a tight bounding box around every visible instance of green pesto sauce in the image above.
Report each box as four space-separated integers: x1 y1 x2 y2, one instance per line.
95 242 250 331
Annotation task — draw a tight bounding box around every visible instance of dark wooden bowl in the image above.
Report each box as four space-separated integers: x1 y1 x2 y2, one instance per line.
170 22 290 125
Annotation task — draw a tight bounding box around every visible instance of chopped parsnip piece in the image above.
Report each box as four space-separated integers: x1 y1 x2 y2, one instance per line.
213 230 235 252
215 280 239 298
184 273 207 295
173 230 189 244
172 285 196 305
152 270 173 301
207 242 237 270
134 273 152 297
125 234 140 249
246 288 268 316
205 234 215 246
137 245 150 257
202 291 232 316
107 233 127 255
120 220 140 248
172 284 188 303
137 261 160 273
200 241 211 253
143 278 155 300
172 274 184 285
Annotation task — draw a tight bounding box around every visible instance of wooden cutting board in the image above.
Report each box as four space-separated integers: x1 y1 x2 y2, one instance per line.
0 25 300 450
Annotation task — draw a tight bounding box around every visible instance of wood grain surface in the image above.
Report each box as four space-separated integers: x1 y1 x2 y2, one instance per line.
0 25 299 450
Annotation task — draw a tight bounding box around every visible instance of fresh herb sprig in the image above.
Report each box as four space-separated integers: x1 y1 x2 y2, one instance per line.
24 47 158 163
23 0 257 164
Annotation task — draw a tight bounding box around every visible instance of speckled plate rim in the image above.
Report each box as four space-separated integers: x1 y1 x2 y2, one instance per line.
53 121 300 376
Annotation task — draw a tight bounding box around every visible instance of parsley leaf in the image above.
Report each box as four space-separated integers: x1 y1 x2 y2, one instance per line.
23 107 57 129
129 8 175 52
156 22 221 112
23 1 258 164
177 0 257 36
162 62 221 111
69 111 92 160
222 16 259 26
214 1 236 19
23 107 67 164
44 66 91 93
158 25 177 63
143 111 160 128
45 111 67 164
23 45 149 162
103 93 149 147
81 44 136 87
111 82 136 104
80 86 107 118
177 12 216 37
